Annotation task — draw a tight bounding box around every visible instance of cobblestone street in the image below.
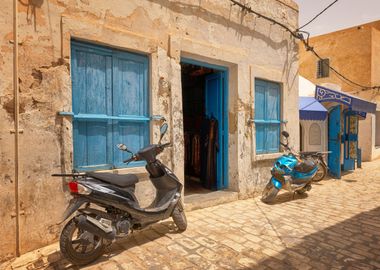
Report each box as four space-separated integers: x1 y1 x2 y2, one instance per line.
3 160 380 270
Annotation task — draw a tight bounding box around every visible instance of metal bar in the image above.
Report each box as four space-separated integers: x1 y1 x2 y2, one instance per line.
51 173 86 177
13 0 20 257
252 120 283 124
73 114 150 121
58 111 74 116
58 112 154 123
150 115 166 121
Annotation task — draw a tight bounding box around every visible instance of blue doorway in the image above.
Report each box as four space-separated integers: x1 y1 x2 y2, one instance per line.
181 59 228 192
328 105 342 178
343 111 359 171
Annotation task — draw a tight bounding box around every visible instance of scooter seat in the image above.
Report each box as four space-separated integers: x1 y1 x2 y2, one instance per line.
86 172 138 187
294 160 315 173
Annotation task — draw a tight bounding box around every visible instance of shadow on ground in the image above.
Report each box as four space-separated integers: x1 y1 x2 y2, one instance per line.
45 220 180 269
265 191 309 205
247 206 380 269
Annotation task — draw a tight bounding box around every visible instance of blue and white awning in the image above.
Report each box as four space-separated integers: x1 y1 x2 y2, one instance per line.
315 85 377 114
299 97 328 121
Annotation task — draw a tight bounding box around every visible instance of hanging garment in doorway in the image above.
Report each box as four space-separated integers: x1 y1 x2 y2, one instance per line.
192 134 201 175
201 117 219 189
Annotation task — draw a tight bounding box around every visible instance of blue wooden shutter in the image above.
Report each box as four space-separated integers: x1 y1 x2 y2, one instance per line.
72 42 113 170
255 80 266 154
71 41 149 171
254 80 281 154
112 51 149 168
266 82 280 153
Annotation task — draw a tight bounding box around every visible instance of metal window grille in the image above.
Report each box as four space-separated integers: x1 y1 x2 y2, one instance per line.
317 58 330 78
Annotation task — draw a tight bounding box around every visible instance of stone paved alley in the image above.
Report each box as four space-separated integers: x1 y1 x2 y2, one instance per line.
2 160 380 270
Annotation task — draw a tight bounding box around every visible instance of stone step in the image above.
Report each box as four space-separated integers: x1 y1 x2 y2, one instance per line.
184 190 239 211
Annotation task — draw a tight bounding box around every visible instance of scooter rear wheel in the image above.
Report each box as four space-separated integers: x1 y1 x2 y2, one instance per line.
172 205 187 232
60 217 106 266
312 162 327 182
261 180 279 203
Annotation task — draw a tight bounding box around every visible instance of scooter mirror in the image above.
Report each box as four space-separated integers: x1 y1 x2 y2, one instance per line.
159 123 168 144
117 144 129 152
160 123 168 136
281 131 289 138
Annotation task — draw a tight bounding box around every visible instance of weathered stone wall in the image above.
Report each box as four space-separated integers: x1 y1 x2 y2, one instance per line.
0 0 299 259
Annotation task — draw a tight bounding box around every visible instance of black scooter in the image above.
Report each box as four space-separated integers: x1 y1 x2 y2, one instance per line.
53 123 186 266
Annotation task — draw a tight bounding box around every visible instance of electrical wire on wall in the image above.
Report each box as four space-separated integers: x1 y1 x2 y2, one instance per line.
229 0 380 92
297 0 339 30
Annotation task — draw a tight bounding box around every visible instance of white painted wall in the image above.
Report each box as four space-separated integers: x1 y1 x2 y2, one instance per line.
300 120 328 152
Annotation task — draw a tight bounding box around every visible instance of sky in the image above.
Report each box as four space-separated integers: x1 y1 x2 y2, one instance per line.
295 0 380 36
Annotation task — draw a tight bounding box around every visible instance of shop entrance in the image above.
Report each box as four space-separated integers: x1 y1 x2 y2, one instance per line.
181 59 228 194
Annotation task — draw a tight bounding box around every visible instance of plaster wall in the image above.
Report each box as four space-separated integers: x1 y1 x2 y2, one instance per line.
300 120 328 153
299 26 372 93
376 112 380 147
358 115 374 161
0 0 299 259
299 21 380 161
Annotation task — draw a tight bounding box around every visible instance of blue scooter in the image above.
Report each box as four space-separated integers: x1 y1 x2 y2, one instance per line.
261 131 318 203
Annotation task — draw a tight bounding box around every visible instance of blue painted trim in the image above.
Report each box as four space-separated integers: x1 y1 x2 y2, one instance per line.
343 110 358 171
71 40 112 55
253 120 286 124
315 85 376 114
271 177 282 189
223 70 229 190
328 105 342 179
181 58 228 71
181 57 229 190
73 114 150 122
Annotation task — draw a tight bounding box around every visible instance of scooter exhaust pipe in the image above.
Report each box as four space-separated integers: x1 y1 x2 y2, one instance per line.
75 215 115 240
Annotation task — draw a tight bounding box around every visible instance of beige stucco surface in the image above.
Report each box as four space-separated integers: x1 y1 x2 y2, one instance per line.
0 0 299 260
299 21 380 161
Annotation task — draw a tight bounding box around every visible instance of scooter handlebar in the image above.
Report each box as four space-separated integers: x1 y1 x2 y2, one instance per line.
160 142 172 148
123 154 139 164
122 143 171 163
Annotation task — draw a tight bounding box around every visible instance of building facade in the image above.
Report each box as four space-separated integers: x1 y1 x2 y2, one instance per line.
299 21 380 161
0 0 299 259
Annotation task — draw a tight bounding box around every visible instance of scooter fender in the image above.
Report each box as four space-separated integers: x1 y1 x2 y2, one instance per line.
165 192 181 218
271 177 283 190
58 196 89 224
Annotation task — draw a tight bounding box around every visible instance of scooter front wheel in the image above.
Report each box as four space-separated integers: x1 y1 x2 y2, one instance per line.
261 179 279 203
172 204 187 232
60 217 106 266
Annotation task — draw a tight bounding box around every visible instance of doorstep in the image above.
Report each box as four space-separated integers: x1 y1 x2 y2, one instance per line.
184 190 239 211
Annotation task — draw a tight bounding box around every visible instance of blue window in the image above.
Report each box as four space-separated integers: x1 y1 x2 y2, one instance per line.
254 79 281 154
71 40 149 171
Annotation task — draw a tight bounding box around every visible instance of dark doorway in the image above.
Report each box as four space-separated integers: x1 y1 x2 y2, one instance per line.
181 61 228 195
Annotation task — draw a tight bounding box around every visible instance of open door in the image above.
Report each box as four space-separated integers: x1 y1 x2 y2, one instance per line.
205 72 227 190
328 105 342 178
343 112 358 171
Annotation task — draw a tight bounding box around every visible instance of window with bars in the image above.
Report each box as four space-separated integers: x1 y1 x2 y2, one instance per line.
317 58 330 78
